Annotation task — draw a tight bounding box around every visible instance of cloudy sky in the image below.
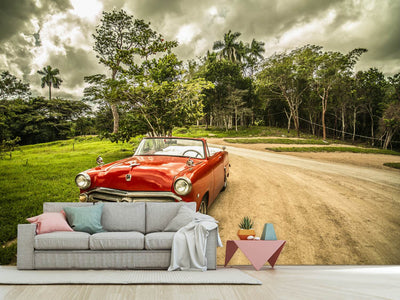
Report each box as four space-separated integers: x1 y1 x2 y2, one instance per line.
0 0 399 100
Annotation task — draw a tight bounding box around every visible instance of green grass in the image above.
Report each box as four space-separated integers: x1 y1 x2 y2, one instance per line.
383 162 400 169
224 138 329 145
172 125 313 138
266 146 400 155
0 136 135 264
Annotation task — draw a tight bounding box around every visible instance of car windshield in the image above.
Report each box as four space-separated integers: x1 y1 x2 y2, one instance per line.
134 138 206 158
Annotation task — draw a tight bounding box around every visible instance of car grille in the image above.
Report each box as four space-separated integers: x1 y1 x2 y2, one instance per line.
81 188 182 203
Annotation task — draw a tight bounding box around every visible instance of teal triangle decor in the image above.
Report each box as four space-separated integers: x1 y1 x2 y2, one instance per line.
261 223 277 240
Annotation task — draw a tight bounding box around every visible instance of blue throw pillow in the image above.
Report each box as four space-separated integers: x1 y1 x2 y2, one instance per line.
64 203 104 234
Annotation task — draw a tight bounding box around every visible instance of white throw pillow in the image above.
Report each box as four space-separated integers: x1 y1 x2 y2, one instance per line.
163 205 196 232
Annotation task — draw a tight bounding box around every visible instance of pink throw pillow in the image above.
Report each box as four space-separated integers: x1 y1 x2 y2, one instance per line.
27 211 73 234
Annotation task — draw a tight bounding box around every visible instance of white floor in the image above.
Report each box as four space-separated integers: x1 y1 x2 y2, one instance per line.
242 265 400 300
0 265 399 300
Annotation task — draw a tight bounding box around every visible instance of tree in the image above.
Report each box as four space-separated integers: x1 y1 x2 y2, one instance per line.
247 39 265 62
388 73 400 102
355 68 387 144
213 30 244 63
122 53 213 137
1 97 89 145
380 102 400 149
0 137 20 159
37 66 62 100
200 58 249 129
0 71 31 100
330 74 354 140
226 87 249 131
88 9 177 134
257 45 319 136
244 38 265 76
313 48 367 140
380 73 400 149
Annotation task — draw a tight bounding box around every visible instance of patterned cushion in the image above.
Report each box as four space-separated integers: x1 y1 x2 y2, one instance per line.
90 232 145 250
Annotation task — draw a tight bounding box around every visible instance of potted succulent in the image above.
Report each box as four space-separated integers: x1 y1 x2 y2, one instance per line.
237 216 255 240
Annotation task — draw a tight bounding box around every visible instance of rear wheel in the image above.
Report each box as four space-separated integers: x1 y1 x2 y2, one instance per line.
199 196 208 214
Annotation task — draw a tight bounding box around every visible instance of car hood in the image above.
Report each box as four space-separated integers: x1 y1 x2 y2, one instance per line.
86 155 200 191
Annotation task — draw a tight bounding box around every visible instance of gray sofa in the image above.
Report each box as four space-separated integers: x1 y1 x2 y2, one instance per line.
17 202 218 270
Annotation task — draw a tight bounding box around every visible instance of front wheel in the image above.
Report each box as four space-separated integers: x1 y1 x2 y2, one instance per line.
199 197 208 214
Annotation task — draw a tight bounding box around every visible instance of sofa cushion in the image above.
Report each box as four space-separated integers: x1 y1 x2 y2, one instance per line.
163 205 196 232
34 231 90 250
90 232 145 250
64 203 104 234
27 212 73 234
101 202 145 233
146 202 196 233
145 232 176 250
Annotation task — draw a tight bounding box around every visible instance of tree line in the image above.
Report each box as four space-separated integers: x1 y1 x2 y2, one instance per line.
1 9 399 152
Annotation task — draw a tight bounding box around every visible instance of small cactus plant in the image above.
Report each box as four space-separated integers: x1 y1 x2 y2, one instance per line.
238 216 254 229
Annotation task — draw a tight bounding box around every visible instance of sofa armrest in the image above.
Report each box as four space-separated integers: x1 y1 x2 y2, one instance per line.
17 224 36 270
205 227 218 270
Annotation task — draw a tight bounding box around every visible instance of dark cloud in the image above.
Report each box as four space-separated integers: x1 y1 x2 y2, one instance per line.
130 0 183 19
370 1 400 60
0 0 71 42
0 0 37 41
47 46 103 89
0 0 73 88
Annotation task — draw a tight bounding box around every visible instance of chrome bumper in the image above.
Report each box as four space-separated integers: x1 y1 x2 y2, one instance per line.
80 187 182 203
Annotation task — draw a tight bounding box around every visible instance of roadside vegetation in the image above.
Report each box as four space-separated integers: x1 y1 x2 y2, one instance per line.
219 133 400 155
383 162 400 169
223 138 330 144
173 125 308 138
265 146 400 155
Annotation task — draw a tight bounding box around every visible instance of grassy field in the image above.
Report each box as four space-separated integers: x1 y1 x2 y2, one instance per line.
0 136 135 264
173 125 310 138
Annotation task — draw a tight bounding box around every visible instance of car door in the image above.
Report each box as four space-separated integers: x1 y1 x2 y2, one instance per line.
205 145 225 205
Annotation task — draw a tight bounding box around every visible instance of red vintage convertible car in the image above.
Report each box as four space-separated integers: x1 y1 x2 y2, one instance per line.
75 137 229 214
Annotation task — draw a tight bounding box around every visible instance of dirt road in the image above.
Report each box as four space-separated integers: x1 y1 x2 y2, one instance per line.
208 141 400 265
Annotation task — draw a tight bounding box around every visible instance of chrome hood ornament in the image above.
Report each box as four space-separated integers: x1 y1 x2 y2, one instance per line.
186 158 194 167
96 155 104 166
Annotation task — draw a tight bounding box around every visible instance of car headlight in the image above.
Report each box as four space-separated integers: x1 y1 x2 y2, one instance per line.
75 172 91 190
174 177 192 196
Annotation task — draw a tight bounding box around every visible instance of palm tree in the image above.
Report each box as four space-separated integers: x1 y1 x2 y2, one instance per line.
213 30 243 62
37 65 62 100
247 39 265 61
245 39 265 76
